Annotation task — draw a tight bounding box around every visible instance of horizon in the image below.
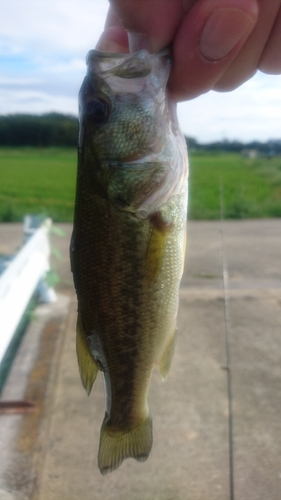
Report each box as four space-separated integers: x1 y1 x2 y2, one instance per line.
1 112 280 147
1 0 281 144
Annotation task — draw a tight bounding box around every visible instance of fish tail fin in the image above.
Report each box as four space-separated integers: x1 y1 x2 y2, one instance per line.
76 314 99 395
98 415 153 475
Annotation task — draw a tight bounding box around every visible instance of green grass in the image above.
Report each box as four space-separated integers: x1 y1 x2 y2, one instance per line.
0 148 280 222
188 152 281 219
0 148 77 222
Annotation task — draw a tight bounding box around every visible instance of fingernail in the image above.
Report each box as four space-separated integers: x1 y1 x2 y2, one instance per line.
96 39 128 53
199 8 256 61
128 32 152 53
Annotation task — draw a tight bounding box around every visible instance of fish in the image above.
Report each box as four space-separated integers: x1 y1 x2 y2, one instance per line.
70 48 188 475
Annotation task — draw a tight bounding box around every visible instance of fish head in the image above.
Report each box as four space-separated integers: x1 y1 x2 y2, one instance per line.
79 49 170 160
78 49 188 215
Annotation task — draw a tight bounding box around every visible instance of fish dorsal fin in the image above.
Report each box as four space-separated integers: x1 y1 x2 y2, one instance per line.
76 314 99 395
158 330 176 380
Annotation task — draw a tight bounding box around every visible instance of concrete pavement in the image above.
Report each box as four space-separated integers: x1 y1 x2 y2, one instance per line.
0 220 281 500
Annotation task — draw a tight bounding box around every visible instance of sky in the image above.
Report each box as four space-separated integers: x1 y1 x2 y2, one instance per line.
1 0 281 144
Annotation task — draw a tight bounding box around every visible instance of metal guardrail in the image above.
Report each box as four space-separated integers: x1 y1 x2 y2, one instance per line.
0 217 56 365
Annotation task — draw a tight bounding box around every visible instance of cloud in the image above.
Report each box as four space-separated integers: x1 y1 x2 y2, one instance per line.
0 87 78 116
1 0 281 142
0 0 108 57
178 72 281 142
0 0 111 116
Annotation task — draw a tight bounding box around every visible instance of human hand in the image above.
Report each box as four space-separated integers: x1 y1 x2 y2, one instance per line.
96 0 281 101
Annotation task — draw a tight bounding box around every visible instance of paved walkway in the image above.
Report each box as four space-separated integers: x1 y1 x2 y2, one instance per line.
0 220 281 500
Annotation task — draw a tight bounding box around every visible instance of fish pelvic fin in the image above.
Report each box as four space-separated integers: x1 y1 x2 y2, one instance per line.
98 415 153 475
158 329 176 380
76 314 99 395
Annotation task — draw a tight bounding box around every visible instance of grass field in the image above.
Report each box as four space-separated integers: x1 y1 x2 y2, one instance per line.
0 148 77 222
189 152 281 219
0 147 280 222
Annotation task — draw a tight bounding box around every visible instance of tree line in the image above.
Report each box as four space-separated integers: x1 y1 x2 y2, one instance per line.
0 113 280 154
0 113 78 147
186 136 281 156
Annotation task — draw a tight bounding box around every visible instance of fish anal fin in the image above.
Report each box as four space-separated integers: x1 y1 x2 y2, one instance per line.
98 415 153 475
76 314 99 395
158 330 176 380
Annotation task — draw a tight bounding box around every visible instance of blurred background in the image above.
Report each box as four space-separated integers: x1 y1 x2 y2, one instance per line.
0 3 281 499
0 0 281 223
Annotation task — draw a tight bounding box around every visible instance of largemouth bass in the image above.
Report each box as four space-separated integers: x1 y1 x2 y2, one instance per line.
70 48 188 475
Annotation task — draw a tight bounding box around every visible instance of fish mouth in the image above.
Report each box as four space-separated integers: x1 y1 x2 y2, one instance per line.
86 48 171 87
86 48 171 60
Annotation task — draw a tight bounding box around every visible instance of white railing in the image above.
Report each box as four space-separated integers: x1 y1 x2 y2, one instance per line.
0 218 56 364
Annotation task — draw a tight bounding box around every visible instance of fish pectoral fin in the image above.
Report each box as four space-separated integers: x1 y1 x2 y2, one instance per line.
98 416 153 475
145 225 168 285
76 315 99 395
158 330 176 380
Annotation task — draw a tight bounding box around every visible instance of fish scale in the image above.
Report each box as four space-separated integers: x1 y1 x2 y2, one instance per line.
71 48 188 475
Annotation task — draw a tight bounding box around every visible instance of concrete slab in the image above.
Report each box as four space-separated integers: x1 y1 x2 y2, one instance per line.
0 293 71 500
0 220 280 500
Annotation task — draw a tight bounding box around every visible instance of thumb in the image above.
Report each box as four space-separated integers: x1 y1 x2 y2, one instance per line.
96 28 129 53
169 0 259 100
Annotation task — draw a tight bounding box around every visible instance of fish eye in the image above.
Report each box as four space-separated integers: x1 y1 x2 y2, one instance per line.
84 98 111 125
